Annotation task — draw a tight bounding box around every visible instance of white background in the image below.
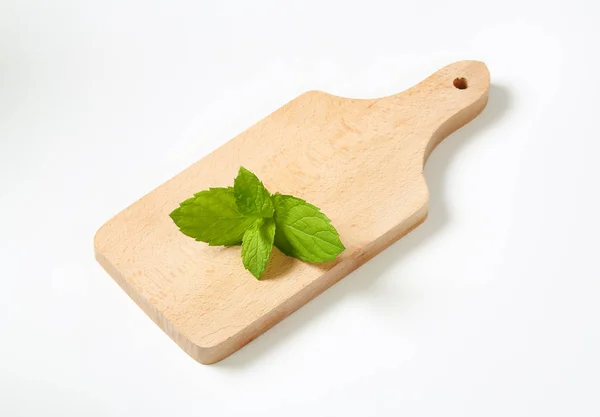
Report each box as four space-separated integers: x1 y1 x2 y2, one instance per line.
1 1 599 416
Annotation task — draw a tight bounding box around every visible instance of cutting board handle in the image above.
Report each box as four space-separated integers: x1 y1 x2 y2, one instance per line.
378 60 490 164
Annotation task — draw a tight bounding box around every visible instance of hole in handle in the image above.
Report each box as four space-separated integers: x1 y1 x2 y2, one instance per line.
453 77 468 89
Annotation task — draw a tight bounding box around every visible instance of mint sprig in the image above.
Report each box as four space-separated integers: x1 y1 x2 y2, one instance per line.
169 167 345 279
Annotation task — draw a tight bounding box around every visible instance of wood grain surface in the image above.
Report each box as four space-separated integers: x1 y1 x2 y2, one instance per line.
94 60 490 364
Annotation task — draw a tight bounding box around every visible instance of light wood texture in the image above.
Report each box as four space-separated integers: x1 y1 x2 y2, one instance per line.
95 61 490 364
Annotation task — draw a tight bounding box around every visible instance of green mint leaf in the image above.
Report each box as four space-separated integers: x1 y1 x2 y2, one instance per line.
234 167 274 218
170 187 255 246
241 218 276 279
272 194 345 263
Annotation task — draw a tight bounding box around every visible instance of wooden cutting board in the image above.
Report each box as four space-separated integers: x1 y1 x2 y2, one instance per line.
95 60 490 364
